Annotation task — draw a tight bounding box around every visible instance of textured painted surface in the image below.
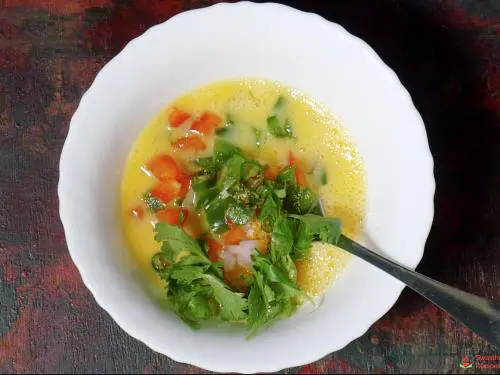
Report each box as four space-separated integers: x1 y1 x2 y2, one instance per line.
0 0 499 373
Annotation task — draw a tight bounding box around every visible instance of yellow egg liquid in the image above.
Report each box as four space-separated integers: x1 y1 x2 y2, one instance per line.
121 79 366 297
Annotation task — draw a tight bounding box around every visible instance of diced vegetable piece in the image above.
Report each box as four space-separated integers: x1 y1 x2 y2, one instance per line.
142 191 166 212
214 138 241 166
215 114 235 136
206 237 223 262
223 226 247 245
264 165 283 180
130 206 144 219
172 134 207 151
146 154 181 181
241 160 263 182
204 197 233 233
156 208 189 226
150 180 182 203
277 165 296 186
288 152 307 186
225 203 253 225
190 112 222 135
151 252 171 272
285 187 318 214
168 108 190 128
177 173 192 198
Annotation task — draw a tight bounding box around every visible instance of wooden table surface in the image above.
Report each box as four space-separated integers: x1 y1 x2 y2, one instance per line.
1 0 499 373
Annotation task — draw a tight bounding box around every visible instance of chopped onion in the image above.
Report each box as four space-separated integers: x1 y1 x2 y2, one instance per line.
221 240 259 270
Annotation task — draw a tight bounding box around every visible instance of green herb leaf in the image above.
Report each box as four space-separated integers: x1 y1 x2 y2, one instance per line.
288 214 342 259
154 223 210 263
258 193 280 232
203 274 248 321
246 252 303 337
285 187 318 214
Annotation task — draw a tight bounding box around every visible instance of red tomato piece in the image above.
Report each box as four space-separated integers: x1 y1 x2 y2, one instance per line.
168 108 190 128
206 237 223 263
288 151 307 186
156 208 189 226
176 173 191 198
171 134 207 151
146 154 181 181
190 112 222 135
264 165 283 180
223 226 247 245
150 180 182 203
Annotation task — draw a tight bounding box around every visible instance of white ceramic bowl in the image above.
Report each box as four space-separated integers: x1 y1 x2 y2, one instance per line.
59 2 435 373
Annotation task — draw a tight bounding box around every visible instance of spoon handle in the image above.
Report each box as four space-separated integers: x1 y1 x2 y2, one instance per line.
337 235 500 346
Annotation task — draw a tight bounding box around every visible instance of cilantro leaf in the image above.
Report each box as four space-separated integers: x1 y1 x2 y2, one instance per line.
203 274 248 321
288 214 342 259
246 252 303 337
154 223 210 263
257 193 280 232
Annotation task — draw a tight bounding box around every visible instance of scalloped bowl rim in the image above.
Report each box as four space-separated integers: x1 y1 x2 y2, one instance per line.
59 2 435 373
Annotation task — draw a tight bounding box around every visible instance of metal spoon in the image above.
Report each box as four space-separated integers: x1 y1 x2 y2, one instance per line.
317 202 500 347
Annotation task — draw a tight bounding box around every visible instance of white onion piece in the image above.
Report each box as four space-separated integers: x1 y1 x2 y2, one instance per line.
221 240 259 270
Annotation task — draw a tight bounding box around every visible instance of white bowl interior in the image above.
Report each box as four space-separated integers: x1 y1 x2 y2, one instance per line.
59 2 434 373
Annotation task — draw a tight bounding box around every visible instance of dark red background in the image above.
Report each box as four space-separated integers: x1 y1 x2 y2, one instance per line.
1 0 499 373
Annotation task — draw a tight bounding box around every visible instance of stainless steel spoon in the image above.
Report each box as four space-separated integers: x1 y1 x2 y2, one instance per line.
317 203 500 347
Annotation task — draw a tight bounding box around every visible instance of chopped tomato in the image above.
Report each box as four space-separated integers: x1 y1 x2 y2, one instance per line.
171 134 207 152
206 237 222 262
264 165 283 180
168 108 190 128
223 226 247 245
130 206 144 219
146 154 181 181
150 180 182 203
295 169 307 186
288 151 307 186
225 217 236 229
190 112 222 135
176 173 191 197
156 208 189 226
224 265 252 293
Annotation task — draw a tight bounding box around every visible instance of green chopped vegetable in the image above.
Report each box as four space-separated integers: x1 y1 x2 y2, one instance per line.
215 114 236 136
267 116 294 139
226 202 253 225
285 187 318 214
266 96 294 139
218 154 246 190
142 191 165 212
214 138 242 166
